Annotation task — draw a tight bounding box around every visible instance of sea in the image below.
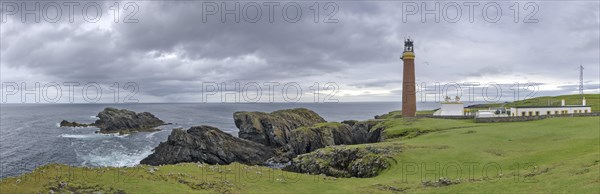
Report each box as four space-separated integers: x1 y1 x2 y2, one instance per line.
0 102 478 178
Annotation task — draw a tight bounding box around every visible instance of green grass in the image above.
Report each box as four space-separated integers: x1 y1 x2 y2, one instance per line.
505 94 600 112
377 118 480 139
464 94 599 112
2 117 599 193
313 122 344 128
390 116 600 193
375 110 437 119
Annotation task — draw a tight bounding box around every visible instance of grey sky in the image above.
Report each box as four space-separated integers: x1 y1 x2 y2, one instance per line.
0 1 598 103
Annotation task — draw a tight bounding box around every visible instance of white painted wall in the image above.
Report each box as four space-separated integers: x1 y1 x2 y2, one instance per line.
509 106 592 116
434 103 464 116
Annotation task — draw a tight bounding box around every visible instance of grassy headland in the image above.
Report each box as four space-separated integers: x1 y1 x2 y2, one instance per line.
1 115 598 193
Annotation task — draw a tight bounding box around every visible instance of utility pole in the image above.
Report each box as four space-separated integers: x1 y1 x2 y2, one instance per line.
579 65 584 98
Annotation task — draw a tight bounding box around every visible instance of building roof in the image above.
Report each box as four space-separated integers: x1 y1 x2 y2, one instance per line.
512 106 590 108
441 102 463 104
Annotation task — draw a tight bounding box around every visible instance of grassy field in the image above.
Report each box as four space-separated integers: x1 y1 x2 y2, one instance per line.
374 110 437 119
1 115 598 193
468 94 600 112
505 94 600 111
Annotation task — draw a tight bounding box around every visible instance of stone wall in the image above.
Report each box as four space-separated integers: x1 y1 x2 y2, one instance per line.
475 112 600 123
419 115 474 119
475 116 540 123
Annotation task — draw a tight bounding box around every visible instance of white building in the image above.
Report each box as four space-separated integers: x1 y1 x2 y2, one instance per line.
509 98 591 117
433 96 465 116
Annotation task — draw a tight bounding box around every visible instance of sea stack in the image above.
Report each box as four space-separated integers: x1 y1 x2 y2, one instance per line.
401 38 416 117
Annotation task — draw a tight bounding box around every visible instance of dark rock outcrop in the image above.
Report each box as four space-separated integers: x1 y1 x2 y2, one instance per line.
422 177 460 187
233 109 388 163
60 107 166 134
284 146 398 178
273 121 386 162
348 120 386 143
341 120 358 126
59 120 93 127
140 126 274 166
285 123 353 156
94 107 165 133
233 108 384 157
234 108 326 147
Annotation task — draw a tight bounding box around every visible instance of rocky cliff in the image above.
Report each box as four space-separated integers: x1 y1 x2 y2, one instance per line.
234 108 326 147
140 126 274 166
283 122 352 156
346 120 385 143
274 120 385 161
142 108 390 178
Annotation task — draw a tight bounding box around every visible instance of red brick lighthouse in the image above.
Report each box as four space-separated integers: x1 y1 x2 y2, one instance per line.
401 38 416 117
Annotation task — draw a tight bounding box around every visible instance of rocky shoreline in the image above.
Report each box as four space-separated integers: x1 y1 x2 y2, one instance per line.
140 108 391 178
60 107 394 178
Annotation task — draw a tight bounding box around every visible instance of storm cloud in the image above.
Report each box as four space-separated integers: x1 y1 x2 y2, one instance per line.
0 1 598 103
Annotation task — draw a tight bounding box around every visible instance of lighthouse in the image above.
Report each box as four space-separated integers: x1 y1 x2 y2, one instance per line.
401 38 416 117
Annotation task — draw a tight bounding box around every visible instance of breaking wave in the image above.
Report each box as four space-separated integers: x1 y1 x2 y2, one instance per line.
78 147 153 167
59 133 129 139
